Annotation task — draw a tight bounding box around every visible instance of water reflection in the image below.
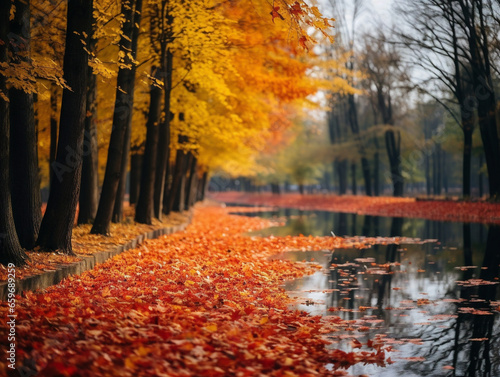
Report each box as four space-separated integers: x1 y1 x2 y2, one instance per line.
233 208 499 376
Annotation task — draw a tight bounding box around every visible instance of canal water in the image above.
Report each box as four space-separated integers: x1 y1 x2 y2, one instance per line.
230 206 500 377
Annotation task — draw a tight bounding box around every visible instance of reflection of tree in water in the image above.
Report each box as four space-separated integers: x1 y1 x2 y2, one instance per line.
376 217 403 309
326 219 499 376
452 224 500 377
401 224 500 377
288 210 309 235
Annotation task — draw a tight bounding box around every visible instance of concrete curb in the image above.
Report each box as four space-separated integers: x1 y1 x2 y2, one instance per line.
0 213 192 301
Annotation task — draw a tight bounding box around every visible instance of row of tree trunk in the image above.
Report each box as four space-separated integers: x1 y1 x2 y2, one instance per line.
0 0 209 266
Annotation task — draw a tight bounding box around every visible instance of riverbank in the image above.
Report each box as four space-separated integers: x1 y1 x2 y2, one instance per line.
208 192 500 225
0 209 191 285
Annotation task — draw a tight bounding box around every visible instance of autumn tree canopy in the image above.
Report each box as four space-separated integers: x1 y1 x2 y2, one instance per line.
0 0 335 264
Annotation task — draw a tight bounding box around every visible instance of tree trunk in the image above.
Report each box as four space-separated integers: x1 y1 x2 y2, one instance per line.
336 160 348 195
113 0 143 223
9 0 41 250
78 29 98 224
460 1 500 199
196 172 206 201
360 157 371 196
49 82 58 186
91 0 141 234
351 162 357 195
442 151 448 194
374 151 380 196
347 94 372 196
184 154 197 210
462 125 473 198
37 0 93 253
129 148 143 205
385 129 403 197
168 144 188 213
162 161 172 215
433 144 442 195
425 147 431 196
199 171 208 201
271 183 281 195
478 152 484 198
154 49 173 219
476 92 500 199
0 0 27 266
135 70 162 224
112 119 131 223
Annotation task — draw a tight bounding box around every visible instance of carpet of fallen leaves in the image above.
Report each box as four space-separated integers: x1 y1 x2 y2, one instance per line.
0 206 401 377
209 192 500 225
0 210 190 282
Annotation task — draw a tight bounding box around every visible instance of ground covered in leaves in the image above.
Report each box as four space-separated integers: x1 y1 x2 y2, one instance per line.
0 205 404 377
209 192 500 225
0 210 190 282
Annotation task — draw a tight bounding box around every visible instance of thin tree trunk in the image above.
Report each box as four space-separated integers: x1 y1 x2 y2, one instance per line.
337 160 348 195
135 70 162 224
463 126 473 198
49 82 58 186
0 0 27 266
162 160 171 215
460 0 500 199
442 151 448 194
37 0 93 253
9 0 41 250
385 129 403 197
351 162 357 195
92 0 140 234
78 28 98 224
112 120 131 223
154 49 173 219
197 171 208 201
184 154 197 210
347 94 372 196
168 143 188 213
479 152 484 198
113 0 143 222
129 148 143 205
425 147 431 196
374 138 380 196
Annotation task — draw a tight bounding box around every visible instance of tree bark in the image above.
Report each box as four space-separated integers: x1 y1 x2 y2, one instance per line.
347 94 372 196
0 0 27 266
36 0 93 253
129 148 143 205
168 142 189 213
9 0 42 250
197 171 208 201
337 160 348 195
373 138 380 196
78 28 98 224
135 70 162 224
351 162 357 195
385 129 403 197
462 125 473 198
478 153 485 198
112 113 131 223
91 0 140 234
459 0 500 199
49 82 58 186
184 154 197 210
154 49 173 219
113 0 143 223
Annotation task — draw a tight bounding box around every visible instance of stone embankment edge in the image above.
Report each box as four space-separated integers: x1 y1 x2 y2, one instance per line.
0 212 193 301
